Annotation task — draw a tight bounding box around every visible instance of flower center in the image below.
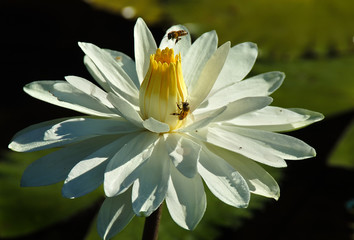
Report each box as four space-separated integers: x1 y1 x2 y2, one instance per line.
139 47 188 130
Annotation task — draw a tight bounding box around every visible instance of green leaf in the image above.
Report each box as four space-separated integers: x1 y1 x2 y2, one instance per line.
0 150 102 238
85 167 282 240
87 0 354 60
253 56 354 116
327 120 354 169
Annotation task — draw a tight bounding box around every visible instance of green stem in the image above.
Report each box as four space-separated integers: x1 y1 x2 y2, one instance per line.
142 203 163 240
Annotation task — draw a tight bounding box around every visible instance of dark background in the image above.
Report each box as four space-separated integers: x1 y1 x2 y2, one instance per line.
1 0 353 239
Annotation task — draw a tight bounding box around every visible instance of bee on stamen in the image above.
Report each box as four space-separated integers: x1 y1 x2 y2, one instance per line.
167 30 188 44
171 101 190 120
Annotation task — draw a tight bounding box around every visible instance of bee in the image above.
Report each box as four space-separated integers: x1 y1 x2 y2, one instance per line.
167 30 188 44
171 101 190 120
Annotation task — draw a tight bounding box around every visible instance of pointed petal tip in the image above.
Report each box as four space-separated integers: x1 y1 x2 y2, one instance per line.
61 191 75 200
317 113 325 121
239 202 249 209
78 41 85 48
274 193 280 201
103 186 116 198
266 96 274 105
8 142 15 151
224 41 231 48
251 42 258 50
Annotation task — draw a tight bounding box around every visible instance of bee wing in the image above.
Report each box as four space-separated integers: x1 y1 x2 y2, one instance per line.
160 25 191 57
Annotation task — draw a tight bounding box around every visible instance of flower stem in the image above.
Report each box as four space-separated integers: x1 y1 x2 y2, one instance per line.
142 203 163 240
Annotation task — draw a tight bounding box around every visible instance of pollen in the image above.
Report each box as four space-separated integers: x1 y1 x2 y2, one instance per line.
153 48 179 64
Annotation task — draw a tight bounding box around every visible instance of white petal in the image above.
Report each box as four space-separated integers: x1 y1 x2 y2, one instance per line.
210 42 258 95
104 48 140 89
285 108 324 131
142 117 170 133
203 71 284 111
104 132 159 197
97 189 135 240
20 136 114 187
134 18 157 84
159 24 191 58
78 42 139 106
24 81 117 117
208 96 272 122
166 165 206 230
222 125 316 160
62 136 129 199
107 92 143 128
84 55 112 93
211 146 280 200
132 137 170 216
179 106 226 133
164 134 201 178
189 42 230 111
198 146 250 207
183 30 218 93
9 118 68 152
65 75 114 109
229 106 324 132
9 117 139 152
189 126 287 167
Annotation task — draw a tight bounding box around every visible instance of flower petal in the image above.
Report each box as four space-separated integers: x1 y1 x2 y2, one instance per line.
164 134 201 178
286 108 324 131
104 132 159 197
142 117 170 133
9 118 68 152
210 42 258 95
208 96 273 122
84 55 114 93
134 17 157 84
189 42 230 111
198 145 250 207
79 42 139 106
132 137 170 216
24 81 117 117
107 92 143 128
221 124 316 160
203 71 284 111
190 126 287 167
211 146 280 200
229 106 324 132
166 165 206 230
64 75 115 109
104 48 140 89
62 135 130 199
9 117 139 152
179 106 226 133
97 189 135 240
20 136 115 187
159 24 191 58
182 30 218 91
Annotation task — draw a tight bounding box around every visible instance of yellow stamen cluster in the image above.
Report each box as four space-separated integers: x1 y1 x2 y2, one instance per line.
139 47 188 130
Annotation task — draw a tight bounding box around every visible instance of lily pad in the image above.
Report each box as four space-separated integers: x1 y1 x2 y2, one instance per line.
84 166 282 240
327 119 354 169
87 0 354 60
0 150 102 238
253 56 354 117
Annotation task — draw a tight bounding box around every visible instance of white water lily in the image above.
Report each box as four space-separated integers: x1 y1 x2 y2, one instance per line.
9 18 323 239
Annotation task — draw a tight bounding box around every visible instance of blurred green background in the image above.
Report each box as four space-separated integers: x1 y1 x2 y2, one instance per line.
1 0 353 239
